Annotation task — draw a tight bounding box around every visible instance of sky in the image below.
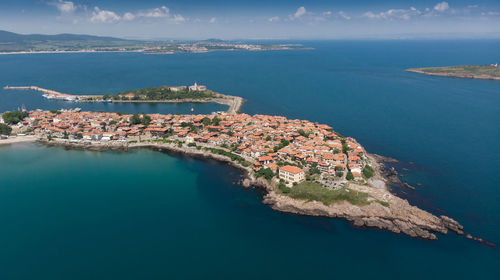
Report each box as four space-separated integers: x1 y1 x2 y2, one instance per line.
0 0 499 39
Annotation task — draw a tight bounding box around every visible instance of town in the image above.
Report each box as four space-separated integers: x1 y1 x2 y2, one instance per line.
1 109 375 190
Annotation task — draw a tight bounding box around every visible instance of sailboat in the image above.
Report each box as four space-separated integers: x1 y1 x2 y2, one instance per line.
191 107 194 112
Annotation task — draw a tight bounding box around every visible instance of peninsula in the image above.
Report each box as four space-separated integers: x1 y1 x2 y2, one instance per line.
3 84 244 114
407 65 500 81
1 108 467 240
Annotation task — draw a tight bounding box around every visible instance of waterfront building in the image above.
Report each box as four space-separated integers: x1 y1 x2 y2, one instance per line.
279 165 305 184
189 82 207 91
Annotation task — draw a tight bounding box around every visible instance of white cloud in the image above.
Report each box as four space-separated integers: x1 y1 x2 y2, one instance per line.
362 7 421 20
50 0 76 14
137 6 170 18
106 6 186 24
338 11 351 20
434 2 450 12
268 16 280 22
123 12 135 21
209 17 217 23
292 6 307 19
172 14 186 24
90 7 121 23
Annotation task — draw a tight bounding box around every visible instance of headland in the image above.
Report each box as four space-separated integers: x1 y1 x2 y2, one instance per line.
1 108 472 241
407 65 500 81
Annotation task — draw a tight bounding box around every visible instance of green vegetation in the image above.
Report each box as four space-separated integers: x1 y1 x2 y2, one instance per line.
203 147 250 167
309 167 321 175
341 139 350 153
129 113 151 127
278 181 290 194
113 86 216 101
273 139 290 152
0 123 12 135
413 65 500 78
362 165 375 179
2 111 28 124
376 200 390 207
346 171 354 180
284 181 370 206
256 168 275 181
298 129 311 138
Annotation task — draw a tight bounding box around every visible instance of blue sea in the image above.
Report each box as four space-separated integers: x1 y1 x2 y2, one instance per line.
0 40 499 279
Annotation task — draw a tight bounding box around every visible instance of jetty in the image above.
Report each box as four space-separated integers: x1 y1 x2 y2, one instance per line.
3 86 98 101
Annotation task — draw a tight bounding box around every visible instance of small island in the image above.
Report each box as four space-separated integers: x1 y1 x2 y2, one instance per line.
407 65 500 81
3 83 244 114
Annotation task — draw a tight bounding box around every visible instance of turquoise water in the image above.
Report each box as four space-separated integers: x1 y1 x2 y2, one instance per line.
0 40 499 279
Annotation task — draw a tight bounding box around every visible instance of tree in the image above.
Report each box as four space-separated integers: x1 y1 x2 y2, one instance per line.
362 165 375 179
76 133 83 139
211 116 221 126
309 167 321 175
346 171 354 180
2 111 28 124
0 123 12 135
265 135 272 141
278 182 290 194
256 168 274 181
202 117 211 126
130 113 141 125
102 94 111 100
141 113 151 127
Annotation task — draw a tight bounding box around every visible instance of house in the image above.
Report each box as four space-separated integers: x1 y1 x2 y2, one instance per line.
257 155 273 164
168 86 187 92
279 165 305 184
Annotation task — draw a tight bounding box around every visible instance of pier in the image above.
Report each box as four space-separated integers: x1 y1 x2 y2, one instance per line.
3 85 99 101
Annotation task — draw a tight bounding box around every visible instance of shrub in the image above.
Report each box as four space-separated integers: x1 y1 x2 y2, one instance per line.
278 182 290 194
362 165 375 179
0 123 12 135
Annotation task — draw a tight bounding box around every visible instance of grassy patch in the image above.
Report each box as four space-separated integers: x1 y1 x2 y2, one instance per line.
284 181 370 206
376 200 390 207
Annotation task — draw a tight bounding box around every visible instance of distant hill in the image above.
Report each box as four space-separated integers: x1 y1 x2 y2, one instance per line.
0 30 130 44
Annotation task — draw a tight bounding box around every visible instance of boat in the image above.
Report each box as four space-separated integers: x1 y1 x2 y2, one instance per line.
191 107 194 112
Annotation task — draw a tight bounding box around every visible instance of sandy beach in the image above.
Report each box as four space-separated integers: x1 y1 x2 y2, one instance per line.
0 135 37 145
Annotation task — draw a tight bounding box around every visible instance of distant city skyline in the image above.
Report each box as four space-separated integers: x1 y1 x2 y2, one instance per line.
1 0 499 39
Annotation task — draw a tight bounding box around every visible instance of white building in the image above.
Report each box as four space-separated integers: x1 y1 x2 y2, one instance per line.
189 82 207 91
279 165 305 184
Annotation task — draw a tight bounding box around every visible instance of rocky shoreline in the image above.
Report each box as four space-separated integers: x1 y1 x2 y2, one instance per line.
34 139 475 241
